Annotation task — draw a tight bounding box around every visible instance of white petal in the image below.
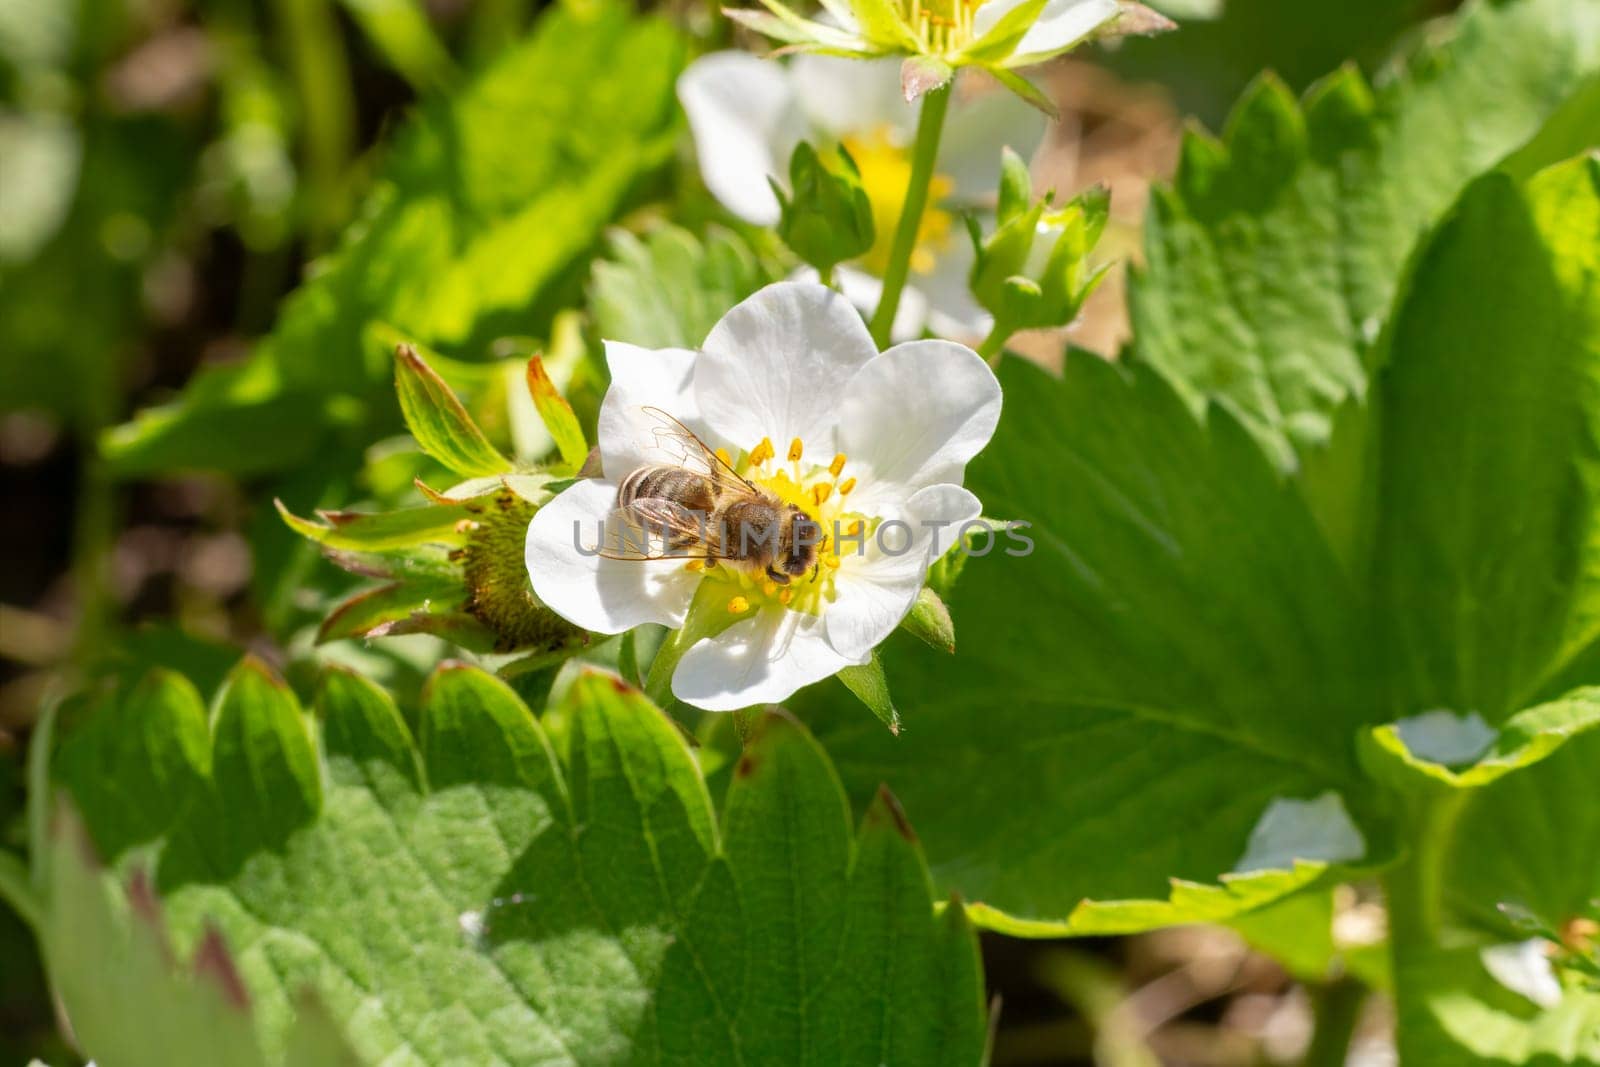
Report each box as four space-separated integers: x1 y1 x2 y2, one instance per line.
598 342 706 478
825 483 980 659
835 339 1001 511
696 281 878 453
672 606 860 711
525 479 700 634
834 265 929 344
937 80 1047 199
914 237 991 340
1481 940 1564 1009
1007 0 1121 64
678 52 805 225
790 55 909 140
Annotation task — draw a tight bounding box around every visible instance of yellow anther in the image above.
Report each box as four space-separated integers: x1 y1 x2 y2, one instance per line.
762 580 778 598
846 519 864 537
829 453 847 477
839 477 857 496
788 437 804 462
684 559 704 572
812 483 833 505
750 437 775 465
727 596 750 615
779 588 793 605
714 447 734 468
824 555 842 570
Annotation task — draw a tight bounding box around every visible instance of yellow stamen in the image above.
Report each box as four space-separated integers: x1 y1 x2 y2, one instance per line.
787 437 803 463
684 559 704 572
846 519 864 537
829 453 847 477
839 477 857 496
812 483 833 506
727 596 750 615
762 580 778 598
714 447 734 469
824 555 841 570
779 588 793 605
750 437 774 465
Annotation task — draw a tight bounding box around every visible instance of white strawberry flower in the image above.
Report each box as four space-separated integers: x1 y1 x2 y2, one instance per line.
678 53 1045 340
524 281 1000 711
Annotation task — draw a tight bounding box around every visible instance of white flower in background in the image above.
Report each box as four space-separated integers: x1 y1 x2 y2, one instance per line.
678 53 1045 339
722 0 1170 110
525 281 1000 711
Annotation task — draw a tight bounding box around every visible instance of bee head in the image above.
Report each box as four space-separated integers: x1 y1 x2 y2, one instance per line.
771 505 822 583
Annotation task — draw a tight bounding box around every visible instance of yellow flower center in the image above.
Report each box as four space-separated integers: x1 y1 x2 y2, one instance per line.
899 0 984 55
841 126 956 278
688 439 871 616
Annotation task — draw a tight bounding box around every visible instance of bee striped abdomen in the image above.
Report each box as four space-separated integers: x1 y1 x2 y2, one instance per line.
618 467 717 514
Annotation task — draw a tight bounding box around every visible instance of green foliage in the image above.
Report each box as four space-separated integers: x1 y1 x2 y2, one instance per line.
102 2 684 478
36 660 987 1065
589 224 777 349
810 47 1600 959
1129 0 1600 481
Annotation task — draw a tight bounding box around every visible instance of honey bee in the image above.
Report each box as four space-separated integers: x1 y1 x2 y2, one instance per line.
602 408 823 584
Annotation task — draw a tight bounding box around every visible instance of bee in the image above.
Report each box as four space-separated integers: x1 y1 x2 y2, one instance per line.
602 408 823 585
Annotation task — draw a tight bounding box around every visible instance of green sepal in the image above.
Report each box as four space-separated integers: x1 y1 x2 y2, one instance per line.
899 586 956 653
838 651 900 734
393 344 514 478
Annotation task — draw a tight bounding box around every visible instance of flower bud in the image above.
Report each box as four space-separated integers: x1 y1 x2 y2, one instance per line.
967 157 1112 336
774 141 875 276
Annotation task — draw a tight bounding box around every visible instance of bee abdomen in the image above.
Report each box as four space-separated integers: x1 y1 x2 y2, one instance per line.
617 466 716 514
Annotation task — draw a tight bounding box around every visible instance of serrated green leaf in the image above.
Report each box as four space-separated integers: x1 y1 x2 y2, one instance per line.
589 224 776 349
1130 0 1600 490
1362 688 1600 794
394 345 513 478
1372 156 1600 722
40 664 988 1065
41 809 360 1067
808 354 1383 933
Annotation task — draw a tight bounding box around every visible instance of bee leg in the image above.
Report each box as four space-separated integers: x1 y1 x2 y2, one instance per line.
765 566 791 585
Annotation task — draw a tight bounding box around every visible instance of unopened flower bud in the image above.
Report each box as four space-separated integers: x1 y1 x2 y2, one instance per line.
774 141 875 276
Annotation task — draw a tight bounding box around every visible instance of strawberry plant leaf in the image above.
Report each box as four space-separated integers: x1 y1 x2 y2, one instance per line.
1129 0 1599 491
35 660 987 1066
807 141 1600 939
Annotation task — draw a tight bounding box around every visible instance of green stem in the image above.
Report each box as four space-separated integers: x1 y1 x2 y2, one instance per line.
1305 977 1366 1067
817 263 837 289
976 322 1011 365
868 84 952 348
1385 792 1469 950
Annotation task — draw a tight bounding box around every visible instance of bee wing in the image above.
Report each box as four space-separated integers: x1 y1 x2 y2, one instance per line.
640 406 758 496
592 498 730 562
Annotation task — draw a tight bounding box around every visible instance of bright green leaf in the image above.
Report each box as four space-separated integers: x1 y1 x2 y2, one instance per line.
39 664 988 1065
589 224 776 350
1130 0 1600 484
1372 156 1600 722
